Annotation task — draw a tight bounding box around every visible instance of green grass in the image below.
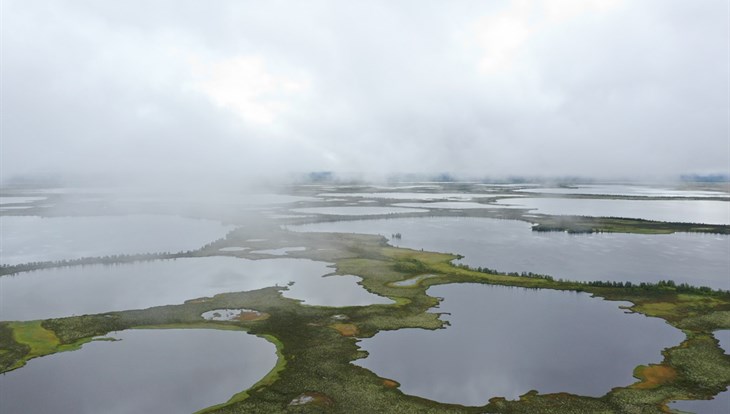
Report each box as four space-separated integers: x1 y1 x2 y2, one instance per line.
1 231 728 413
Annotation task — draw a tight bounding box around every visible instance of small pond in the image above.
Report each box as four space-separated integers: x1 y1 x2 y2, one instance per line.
0 196 47 205
317 192 479 201
0 329 277 414
291 217 730 290
218 246 249 252
202 309 267 321
355 283 684 405
251 246 307 255
390 274 440 287
394 202 497 209
290 206 428 216
0 215 235 266
493 198 730 225
0 257 392 321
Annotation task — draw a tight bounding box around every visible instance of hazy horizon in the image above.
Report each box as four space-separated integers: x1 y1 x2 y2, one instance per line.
2 0 729 187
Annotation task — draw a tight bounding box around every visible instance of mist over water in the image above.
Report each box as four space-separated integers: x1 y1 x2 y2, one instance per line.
292 217 730 290
2 0 729 182
0 329 277 414
1 1 729 412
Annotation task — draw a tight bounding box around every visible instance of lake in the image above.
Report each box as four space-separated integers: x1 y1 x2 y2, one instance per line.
355 283 685 405
291 206 428 216
0 215 235 266
0 329 277 414
493 198 730 225
292 217 730 290
516 184 729 198
317 192 490 201
0 257 392 321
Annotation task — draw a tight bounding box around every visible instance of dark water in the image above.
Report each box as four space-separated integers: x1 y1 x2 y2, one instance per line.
493 197 730 225
0 214 234 266
516 184 729 198
0 329 277 414
0 257 391 321
718 330 730 354
291 206 428 215
355 283 685 405
670 389 730 414
292 217 730 290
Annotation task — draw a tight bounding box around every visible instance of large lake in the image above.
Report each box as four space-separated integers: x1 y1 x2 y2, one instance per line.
493 198 730 225
0 215 235 266
0 257 391 321
290 206 428 216
292 217 730 290
516 184 729 198
0 329 277 413
355 283 684 405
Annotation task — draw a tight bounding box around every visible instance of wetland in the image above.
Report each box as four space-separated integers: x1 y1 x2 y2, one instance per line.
1 181 729 413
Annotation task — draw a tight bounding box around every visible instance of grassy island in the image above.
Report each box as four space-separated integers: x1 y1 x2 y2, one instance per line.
1 227 728 413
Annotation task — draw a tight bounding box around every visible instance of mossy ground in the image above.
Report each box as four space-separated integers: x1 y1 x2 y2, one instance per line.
1 229 728 413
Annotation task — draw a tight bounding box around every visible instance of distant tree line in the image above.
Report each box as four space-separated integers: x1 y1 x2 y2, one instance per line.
0 238 228 276
456 263 729 296
457 263 555 281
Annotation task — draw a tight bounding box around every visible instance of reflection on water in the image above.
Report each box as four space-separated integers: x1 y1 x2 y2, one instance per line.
717 330 730 354
0 196 47 205
250 246 306 255
0 329 276 414
493 197 730 225
290 206 428 216
390 274 439 287
292 217 730 290
356 284 684 405
317 192 481 200
0 215 235 265
0 257 392 321
516 184 730 198
669 389 730 414
394 202 496 209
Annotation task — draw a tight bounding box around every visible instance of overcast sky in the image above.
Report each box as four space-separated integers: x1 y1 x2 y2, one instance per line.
1 0 728 185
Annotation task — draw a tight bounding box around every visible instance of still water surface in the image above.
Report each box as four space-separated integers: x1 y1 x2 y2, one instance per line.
356 283 684 405
292 217 730 290
516 185 729 198
0 329 276 414
493 198 730 225
0 257 391 321
291 206 428 216
0 215 235 265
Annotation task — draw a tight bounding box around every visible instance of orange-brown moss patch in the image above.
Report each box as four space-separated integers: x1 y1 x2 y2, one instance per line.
331 323 358 337
235 311 269 322
383 379 399 388
632 364 677 389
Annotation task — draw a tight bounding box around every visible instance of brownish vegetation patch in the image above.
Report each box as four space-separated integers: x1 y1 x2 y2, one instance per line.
331 323 358 337
235 311 269 322
383 379 399 388
289 391 335 407
632 364 677 389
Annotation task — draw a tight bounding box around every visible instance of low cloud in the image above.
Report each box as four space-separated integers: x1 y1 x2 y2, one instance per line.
2 0 727 186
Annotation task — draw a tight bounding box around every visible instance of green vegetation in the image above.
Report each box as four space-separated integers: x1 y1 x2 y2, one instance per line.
1 231 728 413
529 215 730 235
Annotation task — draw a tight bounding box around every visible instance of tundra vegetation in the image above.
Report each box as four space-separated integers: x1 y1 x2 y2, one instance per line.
1 224 728 414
